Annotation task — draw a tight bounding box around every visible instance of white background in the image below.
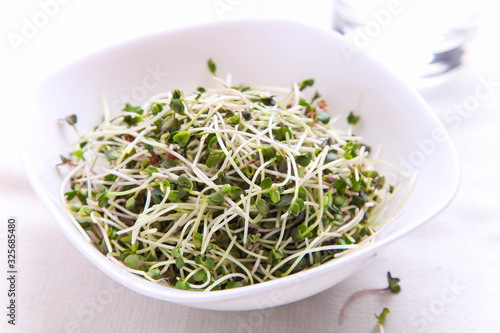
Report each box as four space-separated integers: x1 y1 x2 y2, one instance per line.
1 0 500 332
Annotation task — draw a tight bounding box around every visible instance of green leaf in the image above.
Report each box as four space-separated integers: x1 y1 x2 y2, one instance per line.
347 112 360 125
387 272 401 293
175 278 190 290
65 190 77 201
333 178 347 196
207 192 224 205
172 247 181 258
260 145 276 160
168 190 187 200
197 86 206 93
260 96 276 106
147 165 158 175
298 224 313 237
172 89 182 99
192 269 207 282
151 102 164 116
317 111 330 124
272 249 284 261
260 177 273 190
79 206 92 218
173 132 190 147
195 255 215 270
175 257 185 269
290 201 300 217
299 98 313 111
229 186 244 200
295 154 311 167
69 203 82 212
298 186 307 200
104 174 117 182
147 268 162 280
166 117 181 132
124 254 146 270
273 127 292 141
65 114 77 125
208 58 217 75
193 233 203 248
299 78 314 91
364 170 379 178
151 188 164 205
248 232 261 243
256 199 270 215
225 281 243 289
221 184 231 195
125 197 136 210
177 174 193 191
170 98 185 115
206 154 223 168
97 193 108 208
376 308 390 325
123 103 144 114
269 187 280 204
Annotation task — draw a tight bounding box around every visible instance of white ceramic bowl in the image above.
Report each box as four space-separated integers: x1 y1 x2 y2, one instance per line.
19 19 459 311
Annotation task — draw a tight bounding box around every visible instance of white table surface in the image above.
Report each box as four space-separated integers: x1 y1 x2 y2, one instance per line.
1 1 500 332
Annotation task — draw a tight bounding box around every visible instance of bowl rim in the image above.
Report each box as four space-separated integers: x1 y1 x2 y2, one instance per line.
19 18 461 306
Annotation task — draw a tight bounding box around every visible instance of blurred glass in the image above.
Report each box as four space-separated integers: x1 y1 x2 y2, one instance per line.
333 0 480 86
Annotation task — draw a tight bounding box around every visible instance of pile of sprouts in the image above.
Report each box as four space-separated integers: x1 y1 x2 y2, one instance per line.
60 60 397 291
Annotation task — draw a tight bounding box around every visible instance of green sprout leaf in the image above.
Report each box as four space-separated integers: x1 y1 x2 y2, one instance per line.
208 58 217 75
125 197 136 210
65 114 77 125
260 96 276 106
124 254 146 270
221 184 231 195
376 308 390 326
207 192 224 205
151 102 164 116
260 145 276 160
228 186 243 200
248 232 261 243
170 98 185 115
269 186 280 204
256 199 270 215
97 192 108 208
317 111 330 124
347 112 360 125
364 170 379 178
147 268 162 280
387 272 401 293
175 278 190 290
173 131 190 147
177 174 193 191
299 78 314 91
295 154 311 167
225 281 243 289
123 103 144 114
298 186 307 200
260 177 273 190
175 257 184 269
206 154 223 168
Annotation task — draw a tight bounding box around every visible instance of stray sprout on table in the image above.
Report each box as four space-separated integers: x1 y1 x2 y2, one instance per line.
376 307 390 333
339 271 401 324
59 59 399 292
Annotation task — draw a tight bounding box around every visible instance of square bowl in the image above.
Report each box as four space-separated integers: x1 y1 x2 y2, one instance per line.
19 19 459 311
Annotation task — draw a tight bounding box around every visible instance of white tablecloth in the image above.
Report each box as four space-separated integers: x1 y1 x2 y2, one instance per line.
1 1 499 332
